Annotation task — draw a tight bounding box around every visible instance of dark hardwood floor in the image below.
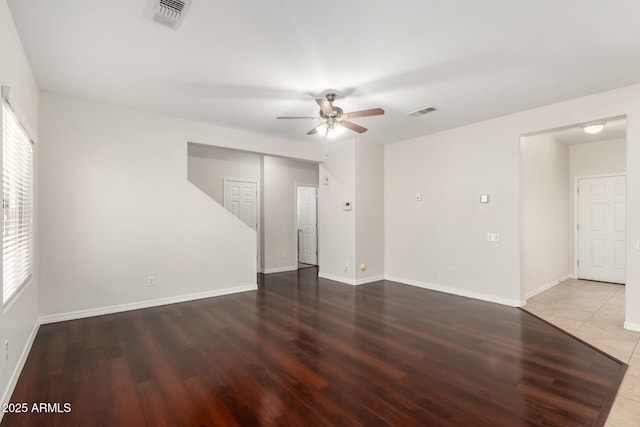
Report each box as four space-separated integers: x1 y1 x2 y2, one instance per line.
2 268 626 426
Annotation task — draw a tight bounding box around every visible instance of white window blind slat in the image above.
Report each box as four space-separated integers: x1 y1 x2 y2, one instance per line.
2 100 33 304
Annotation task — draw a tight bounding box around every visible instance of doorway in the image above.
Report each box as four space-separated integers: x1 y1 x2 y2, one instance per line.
224 178 260 268
520 116 627 301
575 175 626 284
296 184 318 268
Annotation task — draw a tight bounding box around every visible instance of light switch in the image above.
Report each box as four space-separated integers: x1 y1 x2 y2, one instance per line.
480 194 490 203
487 233 500 242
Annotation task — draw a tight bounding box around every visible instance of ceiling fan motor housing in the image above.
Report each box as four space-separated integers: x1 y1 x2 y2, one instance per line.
319 106 343 119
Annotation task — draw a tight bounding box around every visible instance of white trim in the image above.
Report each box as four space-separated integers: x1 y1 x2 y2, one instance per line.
384 275 523 307
318 272 357 286
624 322 640 332
573 173 626 279
1 320 39 417
2 276 34 315
525 274 572 300
262 266 298 274
39 284 257 324
0 89 38 145
355 275 385 285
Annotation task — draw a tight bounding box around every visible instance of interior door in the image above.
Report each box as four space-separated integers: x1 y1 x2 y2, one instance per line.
224 180 258 231
297 185 318 265
578 176 626 284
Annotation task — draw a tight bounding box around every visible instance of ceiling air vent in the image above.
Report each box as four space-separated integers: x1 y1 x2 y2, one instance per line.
154 0 191 28
408 106 437 117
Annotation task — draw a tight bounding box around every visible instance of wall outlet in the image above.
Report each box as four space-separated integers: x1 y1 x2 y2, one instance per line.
449 268 456 277
344 262 349 272
4 339 8 361
147 276 156 287
487 233 500 242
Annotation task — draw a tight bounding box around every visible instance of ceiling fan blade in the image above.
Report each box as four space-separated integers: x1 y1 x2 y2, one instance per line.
307 123 326 135
342 108 385 119
340 120 368 134
276 116 320 119
316 99 334 116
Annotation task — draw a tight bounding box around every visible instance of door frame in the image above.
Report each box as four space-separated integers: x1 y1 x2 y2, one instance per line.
573 172 626 280
295 183 319 267
223 177 261 271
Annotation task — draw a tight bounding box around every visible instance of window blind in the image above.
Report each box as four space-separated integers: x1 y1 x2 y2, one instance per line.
2 101 33 305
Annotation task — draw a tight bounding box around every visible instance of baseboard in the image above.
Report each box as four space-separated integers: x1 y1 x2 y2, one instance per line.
624 321 640 332
318 272 357 286
384 275 522 307
40 284 258 324
262 266 298 274
1 320 40 416
355 275 385 285
525 274 572 300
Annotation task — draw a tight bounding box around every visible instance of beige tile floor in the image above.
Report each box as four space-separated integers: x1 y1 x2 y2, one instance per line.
525 279 640 427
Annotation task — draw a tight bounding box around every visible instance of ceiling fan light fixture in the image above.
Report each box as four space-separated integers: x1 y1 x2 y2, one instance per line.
582 123 605 134
316 122 328 134
327 123 345 139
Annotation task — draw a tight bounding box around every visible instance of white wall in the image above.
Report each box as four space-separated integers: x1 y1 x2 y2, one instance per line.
385 121 521 305
319 139 384 285
318 140 356 284
354 141 384 282
385 83 640 316
520 133 570 298
569 138 626 178
626 113 640 330
0 0 40 409
569 138 626 269
187 144 261 204
38 92 324 319
263 156 318 272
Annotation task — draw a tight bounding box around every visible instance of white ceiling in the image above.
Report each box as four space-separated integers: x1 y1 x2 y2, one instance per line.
549 118 627 146
8 1 640 145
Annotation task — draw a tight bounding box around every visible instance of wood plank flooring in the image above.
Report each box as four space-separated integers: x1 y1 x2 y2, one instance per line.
2 268 626 426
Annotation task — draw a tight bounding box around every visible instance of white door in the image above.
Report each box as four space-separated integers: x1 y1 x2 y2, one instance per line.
224 180 258 231
578 176 626 284
297 185 317 265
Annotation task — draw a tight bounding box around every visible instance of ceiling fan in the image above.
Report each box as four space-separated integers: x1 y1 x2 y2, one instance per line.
277 93 384 137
